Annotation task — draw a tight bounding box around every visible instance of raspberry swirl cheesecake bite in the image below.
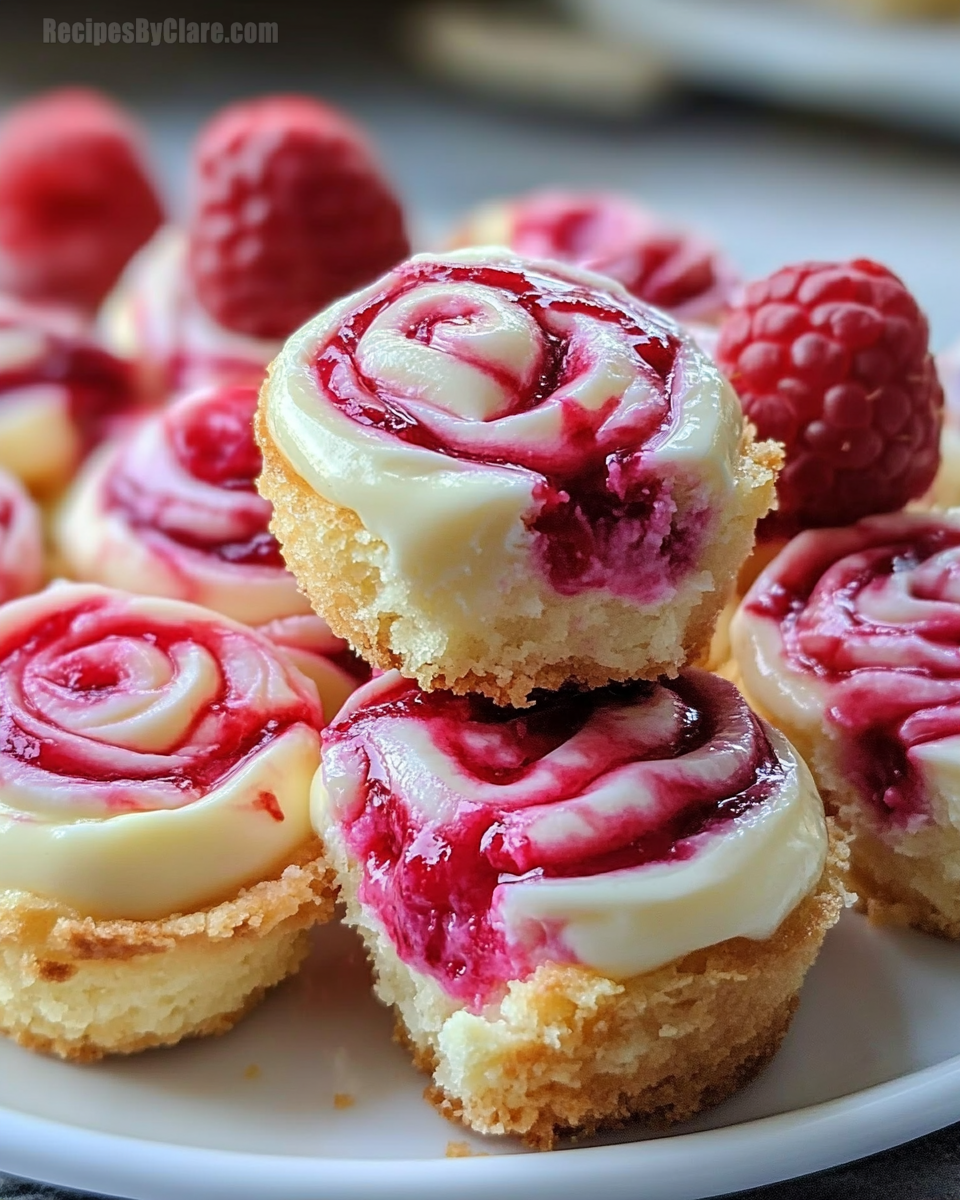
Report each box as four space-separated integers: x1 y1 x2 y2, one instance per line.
257 247 780 707
0 88 163 315
54 383 367 719
102 94 409 399
731 508 960 938
0 295 138 496
315 668 843 1146
451 191 739 325
0 583 336 1061
0 469 43 603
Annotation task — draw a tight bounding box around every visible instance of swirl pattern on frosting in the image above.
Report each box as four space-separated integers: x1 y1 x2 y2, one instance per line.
57 383 367 714
0 469 43 604
317 668 827 1006
269 249 747 605
0 583 325 919
735 509 960 826
0 295 137 491
454 191 738 323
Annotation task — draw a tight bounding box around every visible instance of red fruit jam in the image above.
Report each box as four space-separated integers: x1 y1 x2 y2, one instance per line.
312 259 710 604
0 304 137 453
746 513 960 824
322 669 783 1009
105 385 286 569
0 594 323 810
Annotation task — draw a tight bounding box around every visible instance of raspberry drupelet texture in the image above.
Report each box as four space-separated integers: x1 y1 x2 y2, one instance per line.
0 88 164 313
716 259 942 535
187 95 410 339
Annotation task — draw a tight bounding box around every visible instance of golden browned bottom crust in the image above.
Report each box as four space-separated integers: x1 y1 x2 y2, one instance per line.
417 994 797 1149
847 838 960 940
0 839 337 1061
325 817 846 1149
257 402 780 706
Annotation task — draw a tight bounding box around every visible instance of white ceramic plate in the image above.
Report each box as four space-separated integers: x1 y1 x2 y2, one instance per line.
1 910 960 1200
566 0 960 136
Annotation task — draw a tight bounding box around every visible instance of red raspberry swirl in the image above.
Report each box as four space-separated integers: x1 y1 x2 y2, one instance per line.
322 668 785 1008
104 385 284 571
501 191 738 322
0 295 136 455
0 587 323 819
744 510 960 824
312 257 709 602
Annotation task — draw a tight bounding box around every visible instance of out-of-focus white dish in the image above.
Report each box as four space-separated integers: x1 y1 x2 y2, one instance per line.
1 911 960 1199
567 0 960 136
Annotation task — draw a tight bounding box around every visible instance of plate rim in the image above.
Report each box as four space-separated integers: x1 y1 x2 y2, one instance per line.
2 1052 960 1200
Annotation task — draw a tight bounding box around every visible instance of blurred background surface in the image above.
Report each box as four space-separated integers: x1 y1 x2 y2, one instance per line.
0 0 955 344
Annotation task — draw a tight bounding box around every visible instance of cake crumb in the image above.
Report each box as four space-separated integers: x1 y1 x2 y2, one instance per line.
445 1140 487 1158
333 1092 355 1109
243 1064 261 1081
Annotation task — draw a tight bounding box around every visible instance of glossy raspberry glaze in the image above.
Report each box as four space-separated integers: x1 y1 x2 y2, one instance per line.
0 302 137 454
324 671 783 1007
105 385 284 568
746 514 960 822
507 192 735 319
314 260 704 601
0 594 322 811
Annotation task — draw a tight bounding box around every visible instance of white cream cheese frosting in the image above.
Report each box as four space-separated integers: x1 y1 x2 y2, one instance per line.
0 299 136 493
732 508 960 835
315 668 828 1005
55 383 366 721
263 246 749 614
0 583 325 920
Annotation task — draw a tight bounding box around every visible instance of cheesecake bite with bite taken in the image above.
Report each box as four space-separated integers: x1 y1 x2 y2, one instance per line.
0 583 336 1061
55 382 367 717
258 247 780 707
102 93 409 399
732 508 960 938
315 668 844 1147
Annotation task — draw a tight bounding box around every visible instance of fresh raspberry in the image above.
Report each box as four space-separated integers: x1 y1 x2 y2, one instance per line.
716 259 943 534
187 95 410 339
0 88 164 312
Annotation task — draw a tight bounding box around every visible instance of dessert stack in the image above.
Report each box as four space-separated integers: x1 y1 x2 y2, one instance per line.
0 80 957 1156
257 244 847 1146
